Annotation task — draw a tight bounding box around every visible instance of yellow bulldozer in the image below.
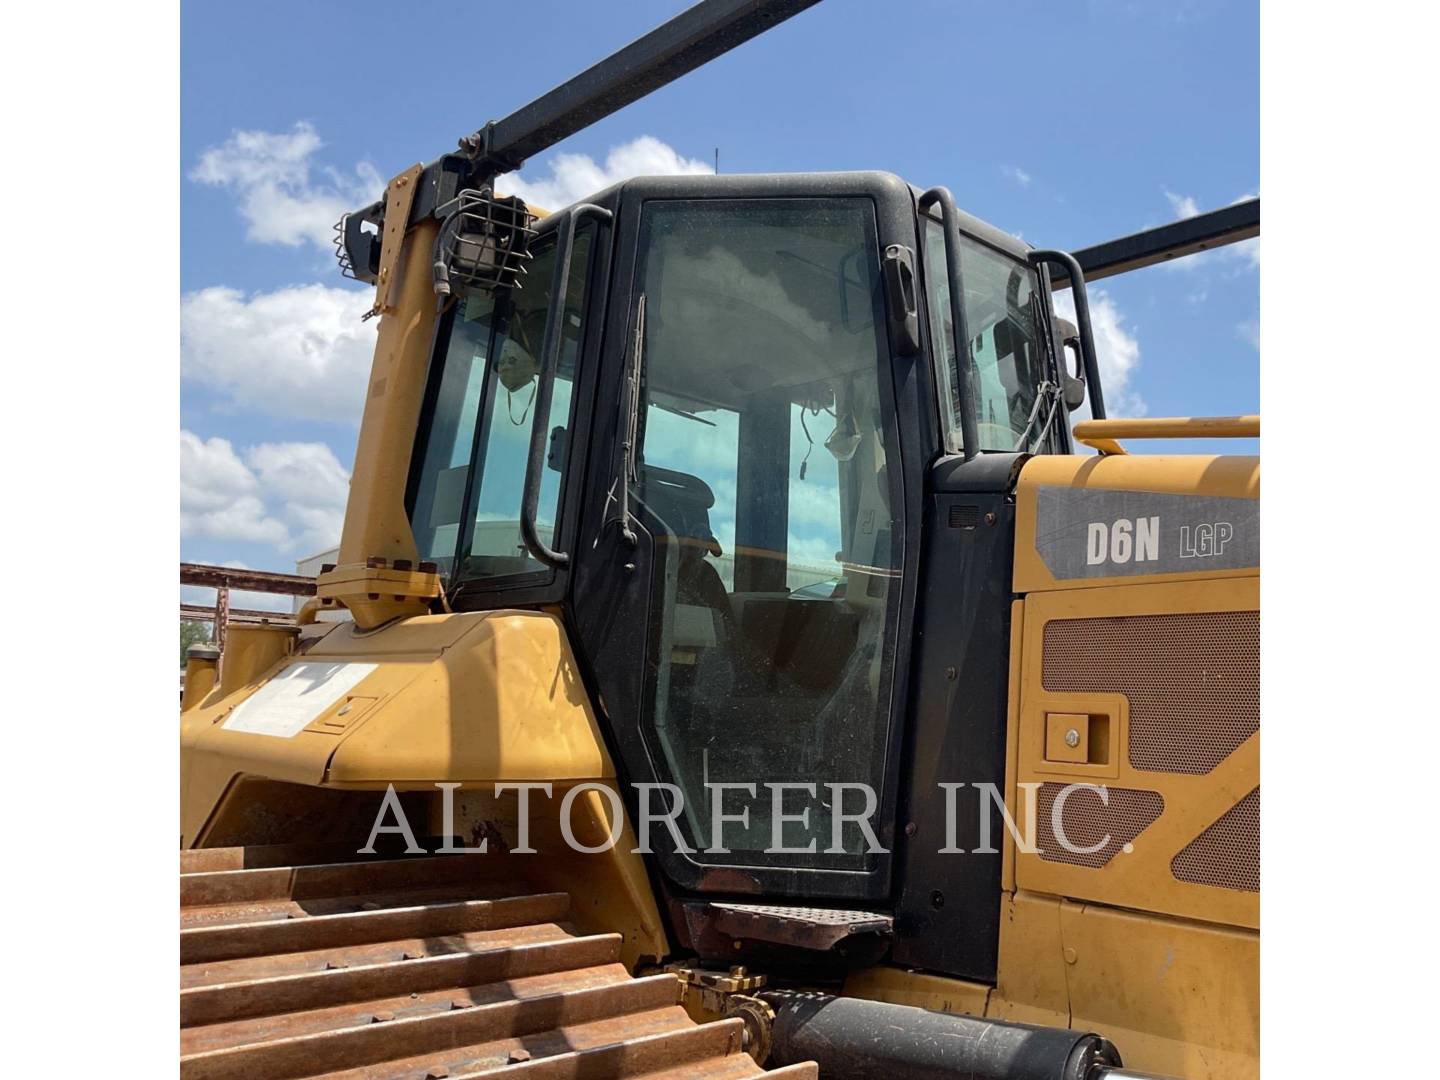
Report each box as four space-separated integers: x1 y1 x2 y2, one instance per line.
179 2 1260 1077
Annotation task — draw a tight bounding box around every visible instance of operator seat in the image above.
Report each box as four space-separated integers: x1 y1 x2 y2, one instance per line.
634 464 739 741
635 465 734 642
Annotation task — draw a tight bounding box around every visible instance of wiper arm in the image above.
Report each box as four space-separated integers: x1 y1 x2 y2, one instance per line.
1011 290 1064 454
1012 379 1062 454
649 398 716 427
616 293 646 547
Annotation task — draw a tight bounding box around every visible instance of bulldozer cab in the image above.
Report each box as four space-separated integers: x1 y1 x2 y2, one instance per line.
179 3 1260 1070
402 171 1073 905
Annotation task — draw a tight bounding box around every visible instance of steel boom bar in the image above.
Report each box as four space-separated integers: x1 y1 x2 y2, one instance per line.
470 0 824 171
343 0 822 281
1050 197 1260 286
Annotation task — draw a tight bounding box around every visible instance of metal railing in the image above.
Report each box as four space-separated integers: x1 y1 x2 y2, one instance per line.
180 562 317 649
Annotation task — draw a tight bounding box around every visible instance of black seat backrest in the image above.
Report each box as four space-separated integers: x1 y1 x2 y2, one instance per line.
636 465 721 556
637 464 733 635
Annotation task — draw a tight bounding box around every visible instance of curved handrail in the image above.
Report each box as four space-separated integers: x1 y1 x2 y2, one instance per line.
918 187 979 460
1028 248 1106 420
1072 415 1260 455
519 202 612 569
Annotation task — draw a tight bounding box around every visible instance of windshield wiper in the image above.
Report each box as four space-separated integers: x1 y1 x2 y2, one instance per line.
616 293 646 547
1013 379 1062 454
1010 289 1067 454
649 398 716 426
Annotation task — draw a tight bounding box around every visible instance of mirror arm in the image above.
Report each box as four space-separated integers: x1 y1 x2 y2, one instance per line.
520 202 612 569
1028 249 1106 420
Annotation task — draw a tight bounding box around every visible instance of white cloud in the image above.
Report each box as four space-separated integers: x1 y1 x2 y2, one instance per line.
246 441 351 553
191 121 382 250
1052 288 1145 420
1164 189 1201 219
181 283 377 423
188 493 288 547
180 430 350 554
179 431 257 514
181 134 717 426
499 135 712 211
247 441 350 507
180 432 288 545
1001 165 1033 187
285 504 348 558
1238 317 1260 351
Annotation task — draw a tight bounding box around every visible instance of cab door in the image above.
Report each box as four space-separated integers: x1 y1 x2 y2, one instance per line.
571 173 933 904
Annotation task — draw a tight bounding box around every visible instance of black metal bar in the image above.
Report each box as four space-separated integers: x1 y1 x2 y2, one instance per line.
472 0 823 172
342 1 822 283
1028 249 1106 420
918 187 979 460
519 204 613 569
1053 198 1260 286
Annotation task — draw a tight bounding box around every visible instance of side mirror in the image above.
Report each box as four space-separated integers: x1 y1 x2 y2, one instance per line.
1054 316 1087 412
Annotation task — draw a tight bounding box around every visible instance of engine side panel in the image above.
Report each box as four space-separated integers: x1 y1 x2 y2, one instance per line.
1009 453 1259 929
1000 451 1260 1078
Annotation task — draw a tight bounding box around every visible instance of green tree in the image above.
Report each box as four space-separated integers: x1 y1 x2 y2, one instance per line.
180 620 213 668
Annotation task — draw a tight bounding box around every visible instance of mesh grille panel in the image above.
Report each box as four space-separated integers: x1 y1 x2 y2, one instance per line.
1172 787 1260 891
1035 783 1164 869
1042 610 1259 774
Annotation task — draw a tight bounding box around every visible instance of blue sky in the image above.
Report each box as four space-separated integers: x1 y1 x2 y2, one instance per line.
180 0 1258 588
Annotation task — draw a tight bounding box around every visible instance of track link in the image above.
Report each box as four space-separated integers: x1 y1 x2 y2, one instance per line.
181 845 814 1080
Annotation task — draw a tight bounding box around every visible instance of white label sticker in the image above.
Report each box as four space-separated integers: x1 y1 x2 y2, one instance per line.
222 661 379 738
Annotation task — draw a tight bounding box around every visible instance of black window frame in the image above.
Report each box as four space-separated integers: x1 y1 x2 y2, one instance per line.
402 207 613 610
568 172 936 904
